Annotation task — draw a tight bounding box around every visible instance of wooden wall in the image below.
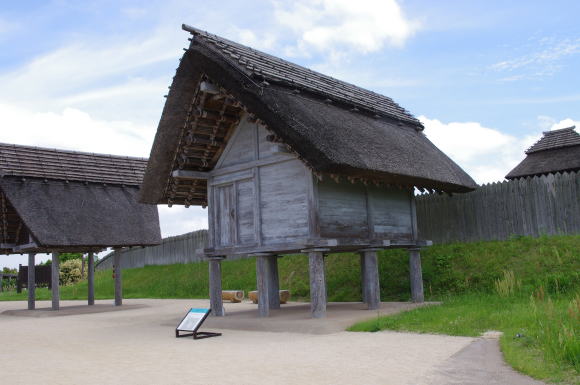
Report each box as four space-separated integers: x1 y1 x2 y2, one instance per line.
317 179 413 241
95 230 210 270
416 171 580 243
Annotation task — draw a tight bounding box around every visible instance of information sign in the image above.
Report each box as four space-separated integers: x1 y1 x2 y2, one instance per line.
175 308 221 339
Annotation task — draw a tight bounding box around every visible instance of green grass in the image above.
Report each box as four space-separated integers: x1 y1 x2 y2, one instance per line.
1 235 578 302
348 292 580 384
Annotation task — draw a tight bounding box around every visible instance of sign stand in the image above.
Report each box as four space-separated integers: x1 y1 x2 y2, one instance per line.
175 308 221 340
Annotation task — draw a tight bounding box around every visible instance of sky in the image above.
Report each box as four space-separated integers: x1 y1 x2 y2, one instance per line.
0 0 579 267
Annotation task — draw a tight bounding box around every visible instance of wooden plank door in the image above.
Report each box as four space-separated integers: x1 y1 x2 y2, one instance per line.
215 184 236 247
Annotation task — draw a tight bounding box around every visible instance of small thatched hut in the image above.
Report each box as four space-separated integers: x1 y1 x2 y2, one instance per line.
140 25 476 318
506 126 580 179
0 143 161 310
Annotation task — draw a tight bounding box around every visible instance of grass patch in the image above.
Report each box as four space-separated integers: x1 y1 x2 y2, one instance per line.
348 291 580 384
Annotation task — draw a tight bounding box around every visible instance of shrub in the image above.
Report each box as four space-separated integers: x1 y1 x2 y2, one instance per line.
59 259 86 286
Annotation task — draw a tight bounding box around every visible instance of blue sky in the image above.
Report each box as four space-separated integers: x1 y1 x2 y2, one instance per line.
0 0 578 266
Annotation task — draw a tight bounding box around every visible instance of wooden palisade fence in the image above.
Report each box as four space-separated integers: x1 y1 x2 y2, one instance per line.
416 171 579 243
96 230 209 270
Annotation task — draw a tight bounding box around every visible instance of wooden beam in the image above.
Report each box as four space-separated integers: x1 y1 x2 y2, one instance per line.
209 258 224 316
87 252 95 306
408 248 424 303
51 252 60 310
13 242 38 252
27 253 35 310
114 253 122 306
171 170 210 179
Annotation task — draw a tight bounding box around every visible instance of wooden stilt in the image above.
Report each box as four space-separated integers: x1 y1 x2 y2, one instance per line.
306 249 328 318
87 252 95 305
267 255 280 310
256 255 269 317
360 253 367 303
114 252 122 306
209 258 224 316
361 249 380 310
27 253 35 310
51 252 60 310
409 248 424 303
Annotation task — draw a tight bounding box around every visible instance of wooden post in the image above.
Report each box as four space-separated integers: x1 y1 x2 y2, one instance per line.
409 248 424 303
51 252 60 310
360 253 367 303
267 255 280 310
209 258 224 316
87 252 95 306
360 249 380 310
305 249 328 318
256 255 269 317
113 252 122 306
0 272 3 292
27 253 35 310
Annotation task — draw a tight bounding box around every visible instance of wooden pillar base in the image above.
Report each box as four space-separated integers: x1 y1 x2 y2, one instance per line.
51 252 60 310
87 252 95 306
409 248 424 303
27 253 35 310
113 252 122 306
305 249 328 319
360 249 381 310
209 258 224 316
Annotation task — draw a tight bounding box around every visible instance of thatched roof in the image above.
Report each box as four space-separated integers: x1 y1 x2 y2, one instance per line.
140 25 476 206
506 127 580 179
0 142 147 186
0 144 161 254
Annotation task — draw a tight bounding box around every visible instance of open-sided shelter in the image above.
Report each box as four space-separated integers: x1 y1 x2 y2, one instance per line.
506 126 580 180
0 143 161 310
140 25 476 318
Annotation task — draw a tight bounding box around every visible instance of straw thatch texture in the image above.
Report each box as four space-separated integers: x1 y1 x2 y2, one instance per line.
1 178 160 251
140 25 476 205
506 127 580 179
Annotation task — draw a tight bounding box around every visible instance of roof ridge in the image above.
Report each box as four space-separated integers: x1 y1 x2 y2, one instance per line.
542 125 576 135
0 142 148 162
182 24 422 128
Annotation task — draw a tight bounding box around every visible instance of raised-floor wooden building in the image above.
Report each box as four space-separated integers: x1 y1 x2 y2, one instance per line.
140 25 476 318
0 143 161 310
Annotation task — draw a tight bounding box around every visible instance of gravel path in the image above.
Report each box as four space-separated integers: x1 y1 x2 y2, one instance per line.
0 299 544 385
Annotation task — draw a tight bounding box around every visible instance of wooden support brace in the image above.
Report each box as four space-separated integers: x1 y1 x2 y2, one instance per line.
408 248 424 303
209 258 224 316
27 253 35 310
87 252 95 306
114 252 122 306
51 252 60 310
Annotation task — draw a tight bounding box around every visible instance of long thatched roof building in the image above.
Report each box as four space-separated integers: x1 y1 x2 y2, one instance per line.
0 143 161 254
506 126 580 180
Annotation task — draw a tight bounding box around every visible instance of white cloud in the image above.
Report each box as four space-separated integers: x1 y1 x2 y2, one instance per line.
420 116 539 184
491 37 580 80
274 0 419 55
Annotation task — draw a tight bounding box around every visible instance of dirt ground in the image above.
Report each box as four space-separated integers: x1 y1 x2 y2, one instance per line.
0 299 544 385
